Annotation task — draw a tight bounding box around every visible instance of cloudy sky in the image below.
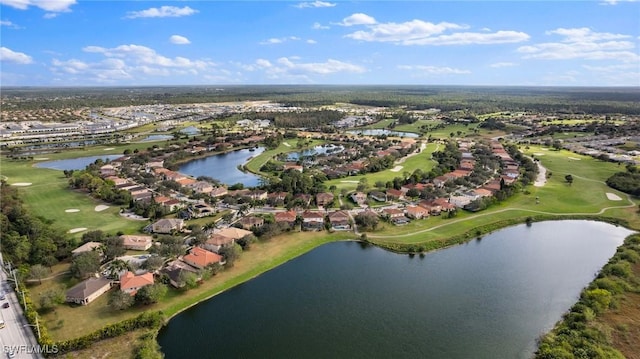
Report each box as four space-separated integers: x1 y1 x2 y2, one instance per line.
1 1 638 86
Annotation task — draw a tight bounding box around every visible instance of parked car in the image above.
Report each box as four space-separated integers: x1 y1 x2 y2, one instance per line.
2 302 9 308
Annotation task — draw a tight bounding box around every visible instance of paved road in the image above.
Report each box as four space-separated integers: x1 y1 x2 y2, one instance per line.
0 269 43 359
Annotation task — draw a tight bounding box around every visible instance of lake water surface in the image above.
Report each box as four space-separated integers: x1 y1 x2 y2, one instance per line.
157 220 634 359
178 147 265 187
34 154 123 171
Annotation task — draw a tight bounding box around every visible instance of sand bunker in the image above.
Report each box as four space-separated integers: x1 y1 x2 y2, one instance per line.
34 157 49 161
283 142 291 147
11 182 32 186
390 165 403 172
103 147 115 150
95 205 109 212
568 157 581 160
65 209 80 213
606 193 622 201
340 180 360 183
68 228 87 234
534 153 545 156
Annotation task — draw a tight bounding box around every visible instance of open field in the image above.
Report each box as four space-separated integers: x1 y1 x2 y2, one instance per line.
325 142 439 191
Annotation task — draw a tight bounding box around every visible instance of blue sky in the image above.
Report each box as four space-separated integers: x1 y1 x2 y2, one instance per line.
1 1 639 86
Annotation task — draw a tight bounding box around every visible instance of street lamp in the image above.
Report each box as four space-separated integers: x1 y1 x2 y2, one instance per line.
24 316 41 340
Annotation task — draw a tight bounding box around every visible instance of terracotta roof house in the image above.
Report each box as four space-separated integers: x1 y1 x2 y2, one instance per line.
382 208 409 225
239 216 265 230
203 234 235 254
419 200 442 216
328 210 351 230
186 181 214 194
315 192 335 207
274 210 298 227
283 163 303 172
121 235 153 251
301 210 325 231
386 189 404 200
163 199 183 212
405 205 429 219
71 241 103 257
105 176 128 186
247 190 268 201
183 247 223 269
66 276 112 305
100 164 117 177
432 198 456 212
150 218 184 234
293 193 312 207
473 188 494 198
120 271 154 296
215 227 253 240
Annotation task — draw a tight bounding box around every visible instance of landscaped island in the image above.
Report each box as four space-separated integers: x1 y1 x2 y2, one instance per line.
1 86 639 358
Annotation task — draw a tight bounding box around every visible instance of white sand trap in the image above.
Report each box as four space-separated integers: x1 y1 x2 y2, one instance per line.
534 153 545 156
104 147 115 150
68 227 87 234
340 180 360 183
95 205 109 212
34 157 49 161
390 165 403 172
606 193 622 201
541 148 549 151
283 142 291 147
568 157 581 160
11 182 32 186
65 209 80 213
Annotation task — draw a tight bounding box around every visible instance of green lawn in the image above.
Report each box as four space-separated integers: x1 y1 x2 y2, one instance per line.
0 158 148 238
325 142 439 191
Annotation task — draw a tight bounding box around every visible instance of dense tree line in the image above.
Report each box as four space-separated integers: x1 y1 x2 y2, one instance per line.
606 164 640 196
0 181 75 266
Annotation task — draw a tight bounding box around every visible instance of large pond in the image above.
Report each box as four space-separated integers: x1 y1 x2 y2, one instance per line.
179 147 265 187
347 129 419 138
286 144 344 161
157 221 635 358
34 154 123 171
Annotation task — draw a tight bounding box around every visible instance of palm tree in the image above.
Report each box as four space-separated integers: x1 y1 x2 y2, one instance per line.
104 259 129 280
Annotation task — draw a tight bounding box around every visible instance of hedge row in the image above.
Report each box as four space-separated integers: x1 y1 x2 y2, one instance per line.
13 281 55 347
535 233 640 358
52 311 165 356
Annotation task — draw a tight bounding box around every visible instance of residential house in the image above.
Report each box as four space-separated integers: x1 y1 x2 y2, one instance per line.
120 271 154 296
473 188 494 198
386 189 404 201
239 216 265 230
150 218 184 234
99 164 116 177
283 162 303 172
405 205 429 220
274 210 298 227
301 210 325 231
215 227 253 240
203 234 235 254
210 186 228 198
315 192 335 207
161 260 200 288
368 191 387 202
182 247 223 269
66 276 112 305
71 241 102 257
350 192 367 206
105 176 127 186
382 208 409 225
121 235 153 251
293 193 312 207
327 210 351 230
247 190 268 201
419 200 442 216
432 198 456 212
187 181 214 194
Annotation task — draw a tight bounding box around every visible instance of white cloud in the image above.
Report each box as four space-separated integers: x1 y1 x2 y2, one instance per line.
312 22 330 30
600 0 637 5
343 16 529 45
338 13 377 26
398 65 471 75
170 35 191 45
51 43 218 83
517 27 639 62
259 36 301 45
0 0 76 12
490 62 517 68
0 20 21 28
307 39 317 44
0 46 33 64
125 6 198 19
43 13 58 19
275 57 366 75
295 1 336 8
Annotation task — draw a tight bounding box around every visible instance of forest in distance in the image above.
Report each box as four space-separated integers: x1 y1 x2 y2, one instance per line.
2 85 640 115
